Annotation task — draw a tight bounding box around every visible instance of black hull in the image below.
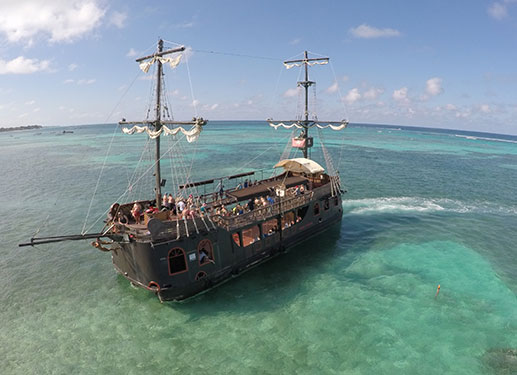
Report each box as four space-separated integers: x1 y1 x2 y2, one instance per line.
110 189 343 301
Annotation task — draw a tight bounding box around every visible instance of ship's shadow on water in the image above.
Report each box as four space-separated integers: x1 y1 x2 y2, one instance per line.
167 212 424 316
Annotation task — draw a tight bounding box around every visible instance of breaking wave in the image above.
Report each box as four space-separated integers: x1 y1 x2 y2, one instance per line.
342 197 517 216
455 134 517 144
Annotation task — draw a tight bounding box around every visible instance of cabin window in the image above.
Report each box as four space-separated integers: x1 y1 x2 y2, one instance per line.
242 226 260 247
168 247 187 275
297 206 308 220
281 211 296 229
198 239 214 265
314 203 320 216
262 218 279 237
232 232 242 247
195 271 207 281
324 199 330 210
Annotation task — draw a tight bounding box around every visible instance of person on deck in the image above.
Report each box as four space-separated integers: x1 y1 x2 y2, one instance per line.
176 199 186 213
219 184 225 200
244 179 249 188
117 211 129 225
131 202 142 224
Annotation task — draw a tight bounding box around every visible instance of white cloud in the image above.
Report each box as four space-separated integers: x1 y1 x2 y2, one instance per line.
109 11 127 28
349 24 401 39
326 82 339 94
488 2 508 20
175 21 195 29
363 87 384 100
25 100 36 105
33 107 41 112
77 78 96 85
426 77 443 96
209 103 219 110
0 1 106 44
393 87 409 103
191 99 199 107
0 56 50 74
63 79 74 84
68 63 78 71
344 88 361 103
445 103 457 111
283 87 300 97
289 38 301 45
126 48 138 57
480 104 492 113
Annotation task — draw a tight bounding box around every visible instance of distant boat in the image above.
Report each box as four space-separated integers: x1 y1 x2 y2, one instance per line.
20 40 348 302
62 130 74 134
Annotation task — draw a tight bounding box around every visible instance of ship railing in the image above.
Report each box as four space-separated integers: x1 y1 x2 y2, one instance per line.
213 192 314 231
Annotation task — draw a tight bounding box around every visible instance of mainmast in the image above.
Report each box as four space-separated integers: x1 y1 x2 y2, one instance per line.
283 51 329 158
134 40 185 209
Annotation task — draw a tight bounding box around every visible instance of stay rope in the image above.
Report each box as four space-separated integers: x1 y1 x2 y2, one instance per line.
81 71 141 235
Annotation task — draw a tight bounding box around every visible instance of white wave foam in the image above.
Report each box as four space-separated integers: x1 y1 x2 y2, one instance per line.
455 134 517 144
342 197 517 216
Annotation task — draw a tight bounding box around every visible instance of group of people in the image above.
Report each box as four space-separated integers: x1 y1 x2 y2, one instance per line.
112 182 309 226
213 194 277 218
160 193 209 220
234 179 260 190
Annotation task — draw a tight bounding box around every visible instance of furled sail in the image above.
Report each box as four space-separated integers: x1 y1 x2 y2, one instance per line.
139 55 182 73
268 121 348 130
122 123 203 142
283 60 329 69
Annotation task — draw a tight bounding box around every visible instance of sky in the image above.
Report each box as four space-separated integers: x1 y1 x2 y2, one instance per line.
1 0 517 135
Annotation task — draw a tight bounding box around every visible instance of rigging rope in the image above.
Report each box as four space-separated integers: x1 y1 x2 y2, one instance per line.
184 50 199 117
83 133 189 234
81 70 141 235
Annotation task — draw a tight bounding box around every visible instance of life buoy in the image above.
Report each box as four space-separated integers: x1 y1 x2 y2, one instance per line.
148 281 161 293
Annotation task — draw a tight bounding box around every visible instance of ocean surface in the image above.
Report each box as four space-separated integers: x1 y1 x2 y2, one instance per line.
1 121 516 374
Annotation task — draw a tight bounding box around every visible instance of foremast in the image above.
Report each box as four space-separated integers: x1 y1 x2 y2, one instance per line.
120 39 206 209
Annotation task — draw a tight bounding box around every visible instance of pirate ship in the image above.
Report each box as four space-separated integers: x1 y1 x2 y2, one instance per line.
19 40 348 301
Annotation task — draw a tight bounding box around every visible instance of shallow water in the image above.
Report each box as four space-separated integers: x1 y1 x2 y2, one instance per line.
1 122 516 374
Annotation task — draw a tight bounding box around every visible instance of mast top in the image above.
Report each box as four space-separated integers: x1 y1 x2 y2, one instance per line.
135 40 185 63
283 50 329 66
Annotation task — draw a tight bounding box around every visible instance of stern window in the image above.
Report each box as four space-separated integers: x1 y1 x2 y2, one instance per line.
198 239 215 265
314 203 320 216
168 247 187 275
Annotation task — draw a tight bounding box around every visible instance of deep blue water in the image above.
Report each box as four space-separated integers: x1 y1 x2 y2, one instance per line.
1 121 516 374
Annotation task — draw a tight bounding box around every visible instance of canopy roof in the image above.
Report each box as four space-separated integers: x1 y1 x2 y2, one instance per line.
227 176 307 201
274 158 325 175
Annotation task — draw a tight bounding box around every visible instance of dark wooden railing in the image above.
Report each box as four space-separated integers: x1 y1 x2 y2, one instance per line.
213 192 313 231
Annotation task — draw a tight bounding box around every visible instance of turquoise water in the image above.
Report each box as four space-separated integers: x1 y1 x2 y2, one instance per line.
1 122 516 374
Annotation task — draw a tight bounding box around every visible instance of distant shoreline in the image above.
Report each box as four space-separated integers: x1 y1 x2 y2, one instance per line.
0 125 43 132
